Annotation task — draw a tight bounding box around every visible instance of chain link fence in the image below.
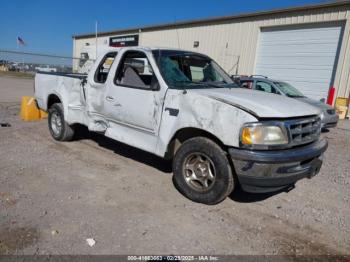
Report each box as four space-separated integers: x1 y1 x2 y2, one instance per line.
0 49 240 78
0 49 95 76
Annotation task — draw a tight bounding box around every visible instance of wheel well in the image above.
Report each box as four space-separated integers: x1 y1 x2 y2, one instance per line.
47 94 61 109
165 127 226 159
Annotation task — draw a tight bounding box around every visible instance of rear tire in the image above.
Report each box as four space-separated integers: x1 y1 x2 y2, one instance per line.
48 103 74 141
173 137 234 205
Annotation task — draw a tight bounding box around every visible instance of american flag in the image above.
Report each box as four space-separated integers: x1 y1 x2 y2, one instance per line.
17 37 26 46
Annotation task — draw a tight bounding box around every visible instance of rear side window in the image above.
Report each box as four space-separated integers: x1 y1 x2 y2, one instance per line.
94 52 117 84
240 80 253 89
79 52 89 67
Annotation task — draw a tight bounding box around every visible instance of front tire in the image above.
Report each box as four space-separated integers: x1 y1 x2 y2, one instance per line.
48 103 75 141
173 137 234 205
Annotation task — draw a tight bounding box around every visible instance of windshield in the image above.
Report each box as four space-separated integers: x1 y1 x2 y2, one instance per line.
153 50 237 89
274 82 305 98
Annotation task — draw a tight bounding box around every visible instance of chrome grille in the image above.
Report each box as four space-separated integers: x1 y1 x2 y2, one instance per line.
285 117 321 147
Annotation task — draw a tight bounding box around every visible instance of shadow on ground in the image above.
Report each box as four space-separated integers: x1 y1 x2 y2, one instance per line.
74 125 287 203
229 185 290 203
74 125 172 173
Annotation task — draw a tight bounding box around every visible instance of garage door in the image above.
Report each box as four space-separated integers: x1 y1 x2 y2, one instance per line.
255 24 343 101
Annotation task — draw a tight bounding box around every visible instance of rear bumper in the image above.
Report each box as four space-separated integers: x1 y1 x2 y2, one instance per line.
229 139 328 193
322 114 339 129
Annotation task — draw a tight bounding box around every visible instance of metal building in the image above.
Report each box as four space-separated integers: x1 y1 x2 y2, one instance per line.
73 1 350 103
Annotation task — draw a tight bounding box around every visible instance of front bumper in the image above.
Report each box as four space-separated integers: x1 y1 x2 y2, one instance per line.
229 139 328 193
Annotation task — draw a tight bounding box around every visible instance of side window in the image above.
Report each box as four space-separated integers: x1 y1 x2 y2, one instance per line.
255 81 278 94
240 80 253 89
94 52 117 84
79 52 89 67
115 51 158 90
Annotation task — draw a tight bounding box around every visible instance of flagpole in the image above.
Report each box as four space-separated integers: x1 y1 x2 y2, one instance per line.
17 37 25 70
16 37 21 69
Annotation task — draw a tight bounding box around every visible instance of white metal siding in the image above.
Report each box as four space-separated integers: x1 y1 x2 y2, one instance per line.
73 4 350 101
255 24 343 100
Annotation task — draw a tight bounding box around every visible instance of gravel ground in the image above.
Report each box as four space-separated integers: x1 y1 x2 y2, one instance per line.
0 76 349 256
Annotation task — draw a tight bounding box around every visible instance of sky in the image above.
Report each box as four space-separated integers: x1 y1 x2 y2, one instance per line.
1 0 330 57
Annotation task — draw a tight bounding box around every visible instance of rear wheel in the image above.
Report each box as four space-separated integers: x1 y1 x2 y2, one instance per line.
173 137 234 205
48 103 74 141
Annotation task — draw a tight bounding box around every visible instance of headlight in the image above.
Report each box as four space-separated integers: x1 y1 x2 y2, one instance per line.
240 123 288 148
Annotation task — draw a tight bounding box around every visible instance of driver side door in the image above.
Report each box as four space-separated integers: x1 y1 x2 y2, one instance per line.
102 50 165 153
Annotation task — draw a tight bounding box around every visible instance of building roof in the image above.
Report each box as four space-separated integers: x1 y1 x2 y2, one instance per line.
73 1 350 39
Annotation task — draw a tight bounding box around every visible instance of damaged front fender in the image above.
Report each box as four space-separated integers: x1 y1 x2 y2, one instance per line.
155 89 257 156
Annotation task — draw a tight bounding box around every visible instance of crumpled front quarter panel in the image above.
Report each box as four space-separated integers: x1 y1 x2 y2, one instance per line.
156 89 257 156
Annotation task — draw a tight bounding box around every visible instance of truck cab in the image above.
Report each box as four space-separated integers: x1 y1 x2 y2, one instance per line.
35 47 328 204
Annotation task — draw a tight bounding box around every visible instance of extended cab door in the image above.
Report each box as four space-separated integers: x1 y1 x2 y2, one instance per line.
101 49 166 153
85 52 118 132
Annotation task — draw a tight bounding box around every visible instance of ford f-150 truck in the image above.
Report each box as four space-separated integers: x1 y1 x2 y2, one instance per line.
35 47 328 204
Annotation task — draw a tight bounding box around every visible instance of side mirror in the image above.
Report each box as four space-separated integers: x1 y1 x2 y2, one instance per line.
80 77 87 87
320 98 326 103
150 75 160 91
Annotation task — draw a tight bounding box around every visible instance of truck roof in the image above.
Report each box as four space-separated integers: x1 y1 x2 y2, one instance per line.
98 46 197 54
239 76 281 83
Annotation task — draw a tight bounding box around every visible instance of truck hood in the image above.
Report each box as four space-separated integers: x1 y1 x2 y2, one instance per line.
191 88 321 118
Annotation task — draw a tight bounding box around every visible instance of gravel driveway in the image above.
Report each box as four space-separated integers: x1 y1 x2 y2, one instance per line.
0 76 349 256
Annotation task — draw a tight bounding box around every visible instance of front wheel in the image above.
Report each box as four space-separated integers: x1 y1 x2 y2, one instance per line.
173 137 234 205
48 103 75 141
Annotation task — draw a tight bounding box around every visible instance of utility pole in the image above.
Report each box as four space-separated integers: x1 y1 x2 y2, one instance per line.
95 21 98 60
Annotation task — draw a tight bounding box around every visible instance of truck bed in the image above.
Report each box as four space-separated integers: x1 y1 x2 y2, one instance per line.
35 71 88 126
36 71 87 79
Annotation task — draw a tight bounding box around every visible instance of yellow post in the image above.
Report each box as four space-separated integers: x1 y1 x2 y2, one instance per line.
20 96 41 121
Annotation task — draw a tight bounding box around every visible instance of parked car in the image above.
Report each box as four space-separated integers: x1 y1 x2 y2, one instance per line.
235 75 339 129
34 47 327 204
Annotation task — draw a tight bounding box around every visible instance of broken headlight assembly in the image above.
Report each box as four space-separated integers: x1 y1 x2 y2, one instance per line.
240 122 289 150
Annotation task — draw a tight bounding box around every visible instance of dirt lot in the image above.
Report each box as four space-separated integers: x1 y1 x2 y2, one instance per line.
0 76 349 256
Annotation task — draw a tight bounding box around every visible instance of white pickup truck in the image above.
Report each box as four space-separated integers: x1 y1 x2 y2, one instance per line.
35 47 328 204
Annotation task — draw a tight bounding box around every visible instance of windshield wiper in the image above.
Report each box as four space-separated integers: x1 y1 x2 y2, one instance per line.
173 80 200 85
171 80 236 89
287 94 305 98
170 80 206 89
200 81 237 89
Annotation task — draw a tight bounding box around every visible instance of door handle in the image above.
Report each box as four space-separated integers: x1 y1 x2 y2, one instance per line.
106 96 115 102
